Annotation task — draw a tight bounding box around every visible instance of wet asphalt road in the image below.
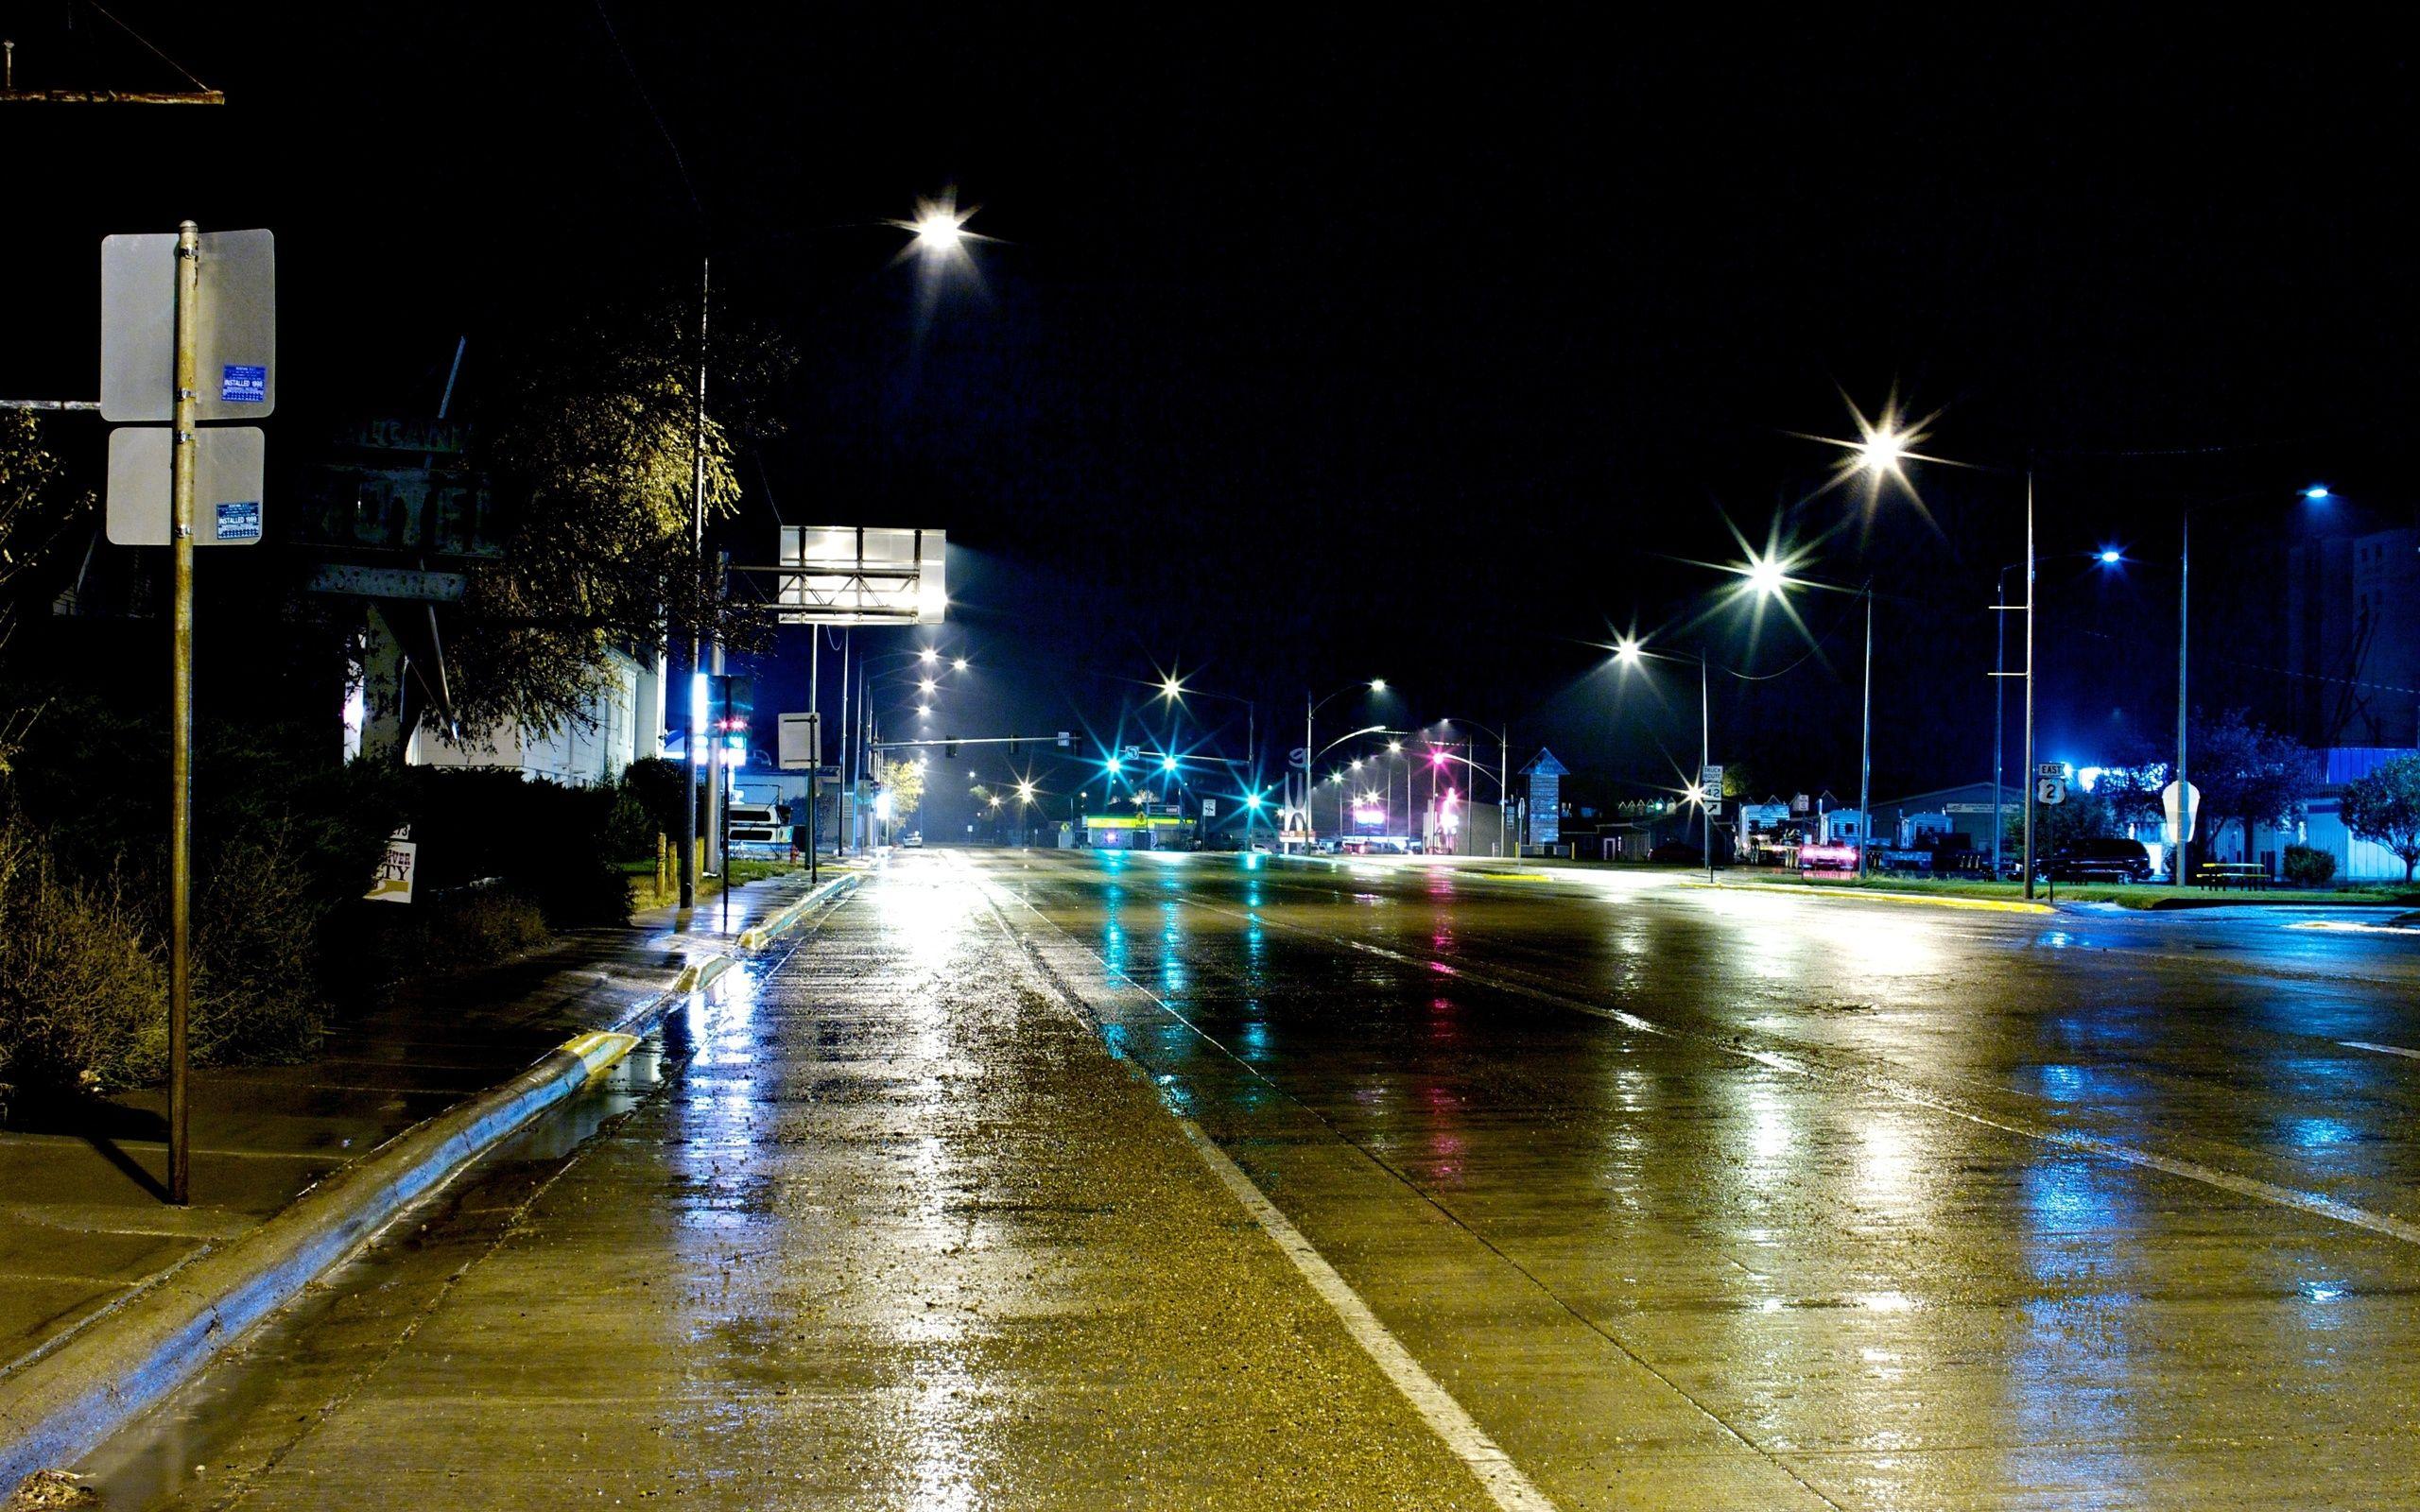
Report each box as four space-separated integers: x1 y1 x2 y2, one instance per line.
77 851 2420 1509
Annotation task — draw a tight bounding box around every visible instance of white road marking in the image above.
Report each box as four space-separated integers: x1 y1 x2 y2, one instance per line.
1172 1115 1563 1512
2342 1040 2420 1060
960 860 1566 1512
2292 920 2420 936
1185 894 2420 1252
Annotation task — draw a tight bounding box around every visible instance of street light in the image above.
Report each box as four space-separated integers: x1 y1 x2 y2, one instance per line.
1741 558 1876 880
1304 679 1388 850
1426 718 1514 859
2098 485 2337 885
1611 637 1717 882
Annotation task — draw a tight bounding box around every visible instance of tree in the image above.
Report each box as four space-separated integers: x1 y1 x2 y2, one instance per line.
876 754 926 820
419 301 794 743
2189 710 2318 862
2342 754 2420 884
0 413 94 780
2004 788 2113 855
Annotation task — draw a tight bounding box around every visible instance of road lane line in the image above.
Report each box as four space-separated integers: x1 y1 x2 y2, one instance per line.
2293 920 2420 936
2342 1040 2420 1060
960 863 1569 1512
1179 894 2420 1251
1171 1115 1562 1512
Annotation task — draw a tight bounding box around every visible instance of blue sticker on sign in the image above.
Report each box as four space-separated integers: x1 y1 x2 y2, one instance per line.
220 364 267 404
216 501 262 541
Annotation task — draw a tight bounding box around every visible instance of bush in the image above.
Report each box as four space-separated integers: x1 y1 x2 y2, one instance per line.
620 757 698 854
2283 843 2338 887
347 885 554 983
192 819 332 1065
0 819 167 1102
390 766 631 926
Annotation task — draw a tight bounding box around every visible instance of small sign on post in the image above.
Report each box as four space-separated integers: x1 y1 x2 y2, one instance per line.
365 828 416 903
2036 762 2070 807
1700 764 1724 794
106 426 266 545
100 228 276 421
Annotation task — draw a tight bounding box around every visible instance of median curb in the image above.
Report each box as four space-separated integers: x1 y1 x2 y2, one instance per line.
0 868 858 1491
1681 879 2056 915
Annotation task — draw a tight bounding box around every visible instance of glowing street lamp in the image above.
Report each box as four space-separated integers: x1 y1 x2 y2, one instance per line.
1304 679 1390 850
918 646 939 665
1612 635 1717 882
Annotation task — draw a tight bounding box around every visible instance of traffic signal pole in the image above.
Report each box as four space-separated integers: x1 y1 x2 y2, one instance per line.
167 221 199 1205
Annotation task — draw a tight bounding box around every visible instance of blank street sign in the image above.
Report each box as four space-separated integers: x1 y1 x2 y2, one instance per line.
100 229 277 422
106 427 266 545
778 712 822 771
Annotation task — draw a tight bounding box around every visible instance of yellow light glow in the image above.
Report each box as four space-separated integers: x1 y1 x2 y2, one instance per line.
915 212 965 250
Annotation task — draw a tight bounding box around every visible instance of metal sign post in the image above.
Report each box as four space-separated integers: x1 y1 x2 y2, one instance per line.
165 221 199 1207
100 221 275 1205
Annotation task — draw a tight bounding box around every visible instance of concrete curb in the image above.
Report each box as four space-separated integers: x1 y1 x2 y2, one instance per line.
1680 879 2056 915
0 869 858 1489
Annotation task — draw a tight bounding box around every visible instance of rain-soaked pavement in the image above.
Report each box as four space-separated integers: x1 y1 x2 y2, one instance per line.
75 850 2420 1509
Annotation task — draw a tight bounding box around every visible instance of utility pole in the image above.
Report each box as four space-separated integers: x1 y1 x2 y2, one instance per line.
2175 509 2190 887
1700 654 1713 884
1993 567 2008 879
165 221 198 1206
2022 472 2038 901
680 257 708 909
1857 586 1874 882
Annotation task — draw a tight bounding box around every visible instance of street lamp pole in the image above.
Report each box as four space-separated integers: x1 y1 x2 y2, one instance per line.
1302 679 1385 851
1700 653 1713 884
2022 472 2038 901
2176 508 2190 887
1994 566 2010 880
1858 585 1874 881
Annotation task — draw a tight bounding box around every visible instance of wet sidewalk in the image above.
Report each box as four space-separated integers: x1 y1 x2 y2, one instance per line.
77 853 1500 1510
0 870 822 1389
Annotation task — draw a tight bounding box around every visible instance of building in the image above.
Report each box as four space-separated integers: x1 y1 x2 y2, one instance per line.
1863 782 2030 853
2268 747 2419 884
1081 812 1196 850
2287 526 2420 747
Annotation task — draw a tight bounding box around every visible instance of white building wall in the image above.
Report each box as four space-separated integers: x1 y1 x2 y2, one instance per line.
404 650 642 788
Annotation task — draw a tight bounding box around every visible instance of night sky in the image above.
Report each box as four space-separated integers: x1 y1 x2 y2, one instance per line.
5 8 2409 811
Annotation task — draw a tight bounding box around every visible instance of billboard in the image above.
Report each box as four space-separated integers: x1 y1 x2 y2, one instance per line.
775 526 947 625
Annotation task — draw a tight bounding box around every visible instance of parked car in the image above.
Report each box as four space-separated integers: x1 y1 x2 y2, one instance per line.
900 831 924 850
2046 836 2152 883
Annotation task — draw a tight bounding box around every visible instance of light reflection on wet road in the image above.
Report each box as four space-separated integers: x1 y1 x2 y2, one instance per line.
981 850 2420 1509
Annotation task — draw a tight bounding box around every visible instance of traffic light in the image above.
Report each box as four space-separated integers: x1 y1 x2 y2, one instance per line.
944 739 959 758
1009 737 1021 757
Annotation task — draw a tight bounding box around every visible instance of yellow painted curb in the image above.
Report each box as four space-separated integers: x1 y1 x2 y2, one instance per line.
736 873 859 951
1682 880 2055 916
669 955 734 996
560 1030 642 1080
